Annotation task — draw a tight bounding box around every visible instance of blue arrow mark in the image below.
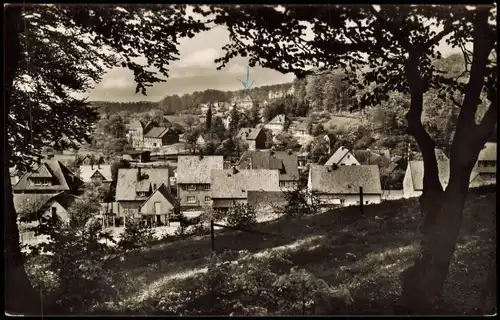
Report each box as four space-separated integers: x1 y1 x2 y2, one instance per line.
237 65 254 89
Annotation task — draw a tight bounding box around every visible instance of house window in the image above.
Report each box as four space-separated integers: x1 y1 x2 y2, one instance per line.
137 192 148 197
341 163 345 166
365 201 369 204
279 181 286 187
205 196 211 202
51 207 57 216
153 183 157 190
204 184 210 191
187 196 197 203
340 199 345 205
186 184 196 191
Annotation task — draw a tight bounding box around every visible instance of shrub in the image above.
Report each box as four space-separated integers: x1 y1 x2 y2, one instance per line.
118 217 157 251
25 217 124 314
278 175 321 218
155 250 351 315
226 203 257 228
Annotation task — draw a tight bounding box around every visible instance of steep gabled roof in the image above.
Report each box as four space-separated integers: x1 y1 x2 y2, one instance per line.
79 165 112 182
177 155 224 184
237 150 299 181
211 169 281 199
324 146 357 166
30 163 54 178
477 142 497 161
13 191 77 214
129 120 144 130
309 164 382 195
144 127 170 138
13 160 82 192
139 183 178 211
115 168 170 201
236 127 263 141
268 114 289 125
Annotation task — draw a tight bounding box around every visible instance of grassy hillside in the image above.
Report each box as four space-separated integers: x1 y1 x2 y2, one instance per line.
57 187 496 315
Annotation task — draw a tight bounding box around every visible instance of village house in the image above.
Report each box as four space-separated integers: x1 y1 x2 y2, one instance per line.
289 121 309 136
78 164 112 184
176 155 224 211
403 160 450 199
308 164 383 207
139 183 178 226
404 143 496 198
143 127 179 149
114 167 170 225
210 167 281 210
264 114 291 135
402 148 458 198
470 142 496 186
237 150 300 189
236 127 267 150
324 146 360 167
17 191 78 233
13 159 83 196
162 115 187 134
127 120 155 148
13 160 83 223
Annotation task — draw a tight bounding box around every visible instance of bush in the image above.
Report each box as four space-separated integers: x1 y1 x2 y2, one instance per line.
118 217 157 251
155 250 351 315
226 203 257 228
25 218 124 314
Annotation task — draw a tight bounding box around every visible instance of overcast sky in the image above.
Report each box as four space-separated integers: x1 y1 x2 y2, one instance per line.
86 16 463 103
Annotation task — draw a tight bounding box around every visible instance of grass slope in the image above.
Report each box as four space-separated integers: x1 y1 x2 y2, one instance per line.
96 188 496 315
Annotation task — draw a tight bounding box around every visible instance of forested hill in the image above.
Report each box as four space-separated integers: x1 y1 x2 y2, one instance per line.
91 82 294 115
91 53 470 118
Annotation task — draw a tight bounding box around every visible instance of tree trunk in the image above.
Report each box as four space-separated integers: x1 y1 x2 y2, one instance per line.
399 8 496 313
4 6 43 315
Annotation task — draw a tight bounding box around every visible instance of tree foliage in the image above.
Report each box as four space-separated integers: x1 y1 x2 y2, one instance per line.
5 5 209 314
201 3 497 311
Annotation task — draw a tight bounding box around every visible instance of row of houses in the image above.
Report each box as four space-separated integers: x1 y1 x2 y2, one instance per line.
125 113 311 152
12 142 496 229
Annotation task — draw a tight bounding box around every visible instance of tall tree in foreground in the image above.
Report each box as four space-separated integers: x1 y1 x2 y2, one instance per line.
4 4 207 314
202 4 497 312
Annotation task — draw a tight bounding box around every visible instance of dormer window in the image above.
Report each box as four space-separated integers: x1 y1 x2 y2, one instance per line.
32 178 50 186
137 191 149 197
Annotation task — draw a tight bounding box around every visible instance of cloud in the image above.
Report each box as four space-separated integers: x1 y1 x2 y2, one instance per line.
176 47 220 68
98 68 134 89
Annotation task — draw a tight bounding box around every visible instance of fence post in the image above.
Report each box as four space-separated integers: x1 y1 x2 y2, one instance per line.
360 186 364 215
210 220 215 252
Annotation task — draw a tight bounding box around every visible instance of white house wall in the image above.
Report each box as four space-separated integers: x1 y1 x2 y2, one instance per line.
43 200 71 225
317 194 381 207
